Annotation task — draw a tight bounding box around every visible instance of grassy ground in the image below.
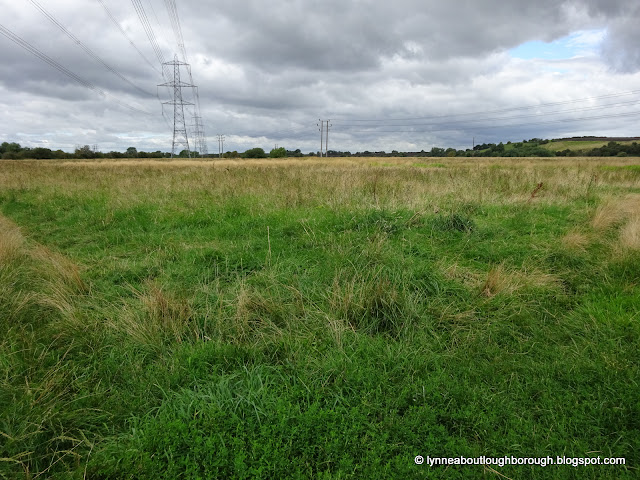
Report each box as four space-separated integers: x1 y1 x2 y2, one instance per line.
1 157 639 479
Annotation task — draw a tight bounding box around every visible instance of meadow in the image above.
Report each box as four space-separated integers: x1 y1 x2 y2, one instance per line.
0 156 639 479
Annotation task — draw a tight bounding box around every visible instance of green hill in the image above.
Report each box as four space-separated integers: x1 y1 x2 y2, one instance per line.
543 138 639 152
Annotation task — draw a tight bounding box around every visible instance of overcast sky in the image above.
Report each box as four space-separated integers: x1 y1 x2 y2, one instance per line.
1 0 640 154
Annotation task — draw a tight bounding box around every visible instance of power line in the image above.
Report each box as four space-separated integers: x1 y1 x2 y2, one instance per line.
131 0 170 79
332 89 640 123
27 0 154 97
163 0 187 62
333 99 640 129
95 0 161 75
144 0 172 53
0 22 150 115
336 110 640 134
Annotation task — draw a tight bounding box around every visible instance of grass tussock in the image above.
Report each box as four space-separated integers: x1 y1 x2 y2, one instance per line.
329 271 412 337
0 215 24 262
107 281 195 349
560 229 591 252
619 215 640 250
234 283 288 338
481 264 562 297
592 193 640 230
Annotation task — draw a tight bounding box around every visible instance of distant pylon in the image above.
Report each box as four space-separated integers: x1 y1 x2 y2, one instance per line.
159 55 194 158
190 115 208 156
217 134 225 158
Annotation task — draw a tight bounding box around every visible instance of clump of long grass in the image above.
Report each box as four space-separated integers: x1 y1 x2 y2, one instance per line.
106 281 196 350
590 194 640 253
329 271 413 337
560 229 591 252
481 263 562 298
0 215 24 262
619 215 640 250
234 282 287 339
592 194 640 230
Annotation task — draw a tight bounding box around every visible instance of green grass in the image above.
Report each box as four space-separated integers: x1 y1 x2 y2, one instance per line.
0 158 639 479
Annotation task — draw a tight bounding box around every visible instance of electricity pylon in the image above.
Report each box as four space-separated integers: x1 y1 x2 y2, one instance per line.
189 115 207 156
159 55 194 158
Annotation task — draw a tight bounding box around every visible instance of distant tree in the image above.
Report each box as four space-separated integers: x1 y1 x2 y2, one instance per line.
243 147 267 158
126 147 138 158
493 142 505 153
286 148 303 157
74 145 94 159
0 142 22 155
269 147 287 158
31 147 53 159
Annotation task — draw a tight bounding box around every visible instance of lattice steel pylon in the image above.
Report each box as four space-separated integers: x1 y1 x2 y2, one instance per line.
190 115 208 156
159 55 194 158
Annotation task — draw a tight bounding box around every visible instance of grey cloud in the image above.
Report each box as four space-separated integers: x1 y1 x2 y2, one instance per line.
600 6 640 73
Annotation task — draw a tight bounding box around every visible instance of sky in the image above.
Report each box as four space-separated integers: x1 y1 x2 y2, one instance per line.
1 0 640 154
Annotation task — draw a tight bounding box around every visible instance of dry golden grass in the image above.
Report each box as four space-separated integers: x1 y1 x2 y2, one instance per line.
0 214 25 263
440 261 485 289
561 229 591 252
2 157 639 212
592 194 640 230
480 264 562 297
441 260 562 298
619 215 640 250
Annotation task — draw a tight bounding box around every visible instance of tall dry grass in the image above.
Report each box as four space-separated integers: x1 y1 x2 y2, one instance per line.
592 194 640 230
2 157 639 212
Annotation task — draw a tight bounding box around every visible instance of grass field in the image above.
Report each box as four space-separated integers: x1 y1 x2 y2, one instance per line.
1 156 639 479
542 140 638 152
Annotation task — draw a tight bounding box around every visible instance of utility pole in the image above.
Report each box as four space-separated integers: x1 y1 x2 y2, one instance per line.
317 120 324 157
159 55 194 158
325 120 331 157
318 120 331 157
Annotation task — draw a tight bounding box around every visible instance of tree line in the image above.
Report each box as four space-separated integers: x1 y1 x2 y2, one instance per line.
0 143 309 160
2 139 640 160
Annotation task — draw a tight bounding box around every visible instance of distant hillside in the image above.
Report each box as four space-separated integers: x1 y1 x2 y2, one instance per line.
543 137 640 152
